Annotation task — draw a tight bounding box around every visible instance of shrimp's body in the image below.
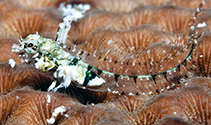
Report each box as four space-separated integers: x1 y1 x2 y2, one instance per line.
21 34 106 89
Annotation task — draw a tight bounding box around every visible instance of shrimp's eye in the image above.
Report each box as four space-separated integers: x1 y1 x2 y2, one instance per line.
27 43 34 47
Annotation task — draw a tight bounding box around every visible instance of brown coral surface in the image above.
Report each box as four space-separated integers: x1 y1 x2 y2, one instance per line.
0 0 211 124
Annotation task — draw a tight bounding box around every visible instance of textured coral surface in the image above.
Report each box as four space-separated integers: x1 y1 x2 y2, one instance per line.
0 0 211 125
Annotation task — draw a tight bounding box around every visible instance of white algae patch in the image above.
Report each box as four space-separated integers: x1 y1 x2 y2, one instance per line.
59 3 90 20
46 106 66 124
197 22 206 28
8 59 16 68
46 94 51 105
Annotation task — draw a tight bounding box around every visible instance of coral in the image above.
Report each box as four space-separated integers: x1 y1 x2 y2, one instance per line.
0 63 54 95
0 88 27 124
152 6 194 33
195 33 211 77
0 38 22 64
180 76 211 89
14 0 60 9
4 88 82 124
156 116 191 125
0 7 61 39
107 7 158 30
137 0 170 6
168 0 211 9
58 105 135 124
67 10 115 42
133 85 211 124
60 84 110 104
0 0 211 124
103 94 150 112
93 0 141 13
0 0 18 15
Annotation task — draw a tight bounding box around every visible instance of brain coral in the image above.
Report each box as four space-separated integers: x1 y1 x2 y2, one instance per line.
0 0 211 124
